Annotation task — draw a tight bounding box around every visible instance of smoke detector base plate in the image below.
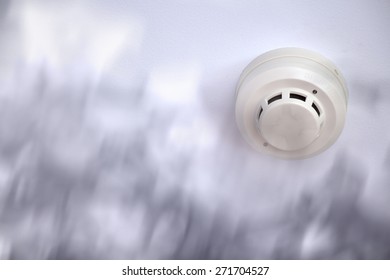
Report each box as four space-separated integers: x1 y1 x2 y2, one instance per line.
235 48 348 159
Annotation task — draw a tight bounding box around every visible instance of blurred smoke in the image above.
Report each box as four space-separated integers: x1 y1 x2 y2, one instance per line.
0 0 389 260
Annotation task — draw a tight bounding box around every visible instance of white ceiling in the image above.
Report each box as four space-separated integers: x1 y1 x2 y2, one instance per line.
0 0 390 259
87 0 390 166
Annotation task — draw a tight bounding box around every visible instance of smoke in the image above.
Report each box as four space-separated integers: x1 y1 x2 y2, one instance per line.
0 0 389 260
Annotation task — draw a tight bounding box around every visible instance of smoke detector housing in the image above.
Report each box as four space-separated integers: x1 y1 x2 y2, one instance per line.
235 48 348 159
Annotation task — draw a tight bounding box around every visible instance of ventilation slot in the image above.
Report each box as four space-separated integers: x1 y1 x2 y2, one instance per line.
312 102 320 116
268 94 282 105
289 93 306 102
258 107 263 119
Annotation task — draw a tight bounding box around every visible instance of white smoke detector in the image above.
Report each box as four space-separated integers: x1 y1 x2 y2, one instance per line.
235 48 348 159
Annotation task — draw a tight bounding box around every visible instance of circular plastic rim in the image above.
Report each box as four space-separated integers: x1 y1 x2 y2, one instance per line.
235 47 349 159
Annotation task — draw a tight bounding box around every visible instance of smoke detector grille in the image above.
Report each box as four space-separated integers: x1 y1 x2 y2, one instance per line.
268 94 282 104
235 48 348 159
289 93 306 102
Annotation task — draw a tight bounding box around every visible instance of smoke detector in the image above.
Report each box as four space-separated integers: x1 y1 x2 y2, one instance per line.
235 48 348 159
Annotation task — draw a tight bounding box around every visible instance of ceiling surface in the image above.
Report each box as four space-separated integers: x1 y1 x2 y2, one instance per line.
0 0 389 259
